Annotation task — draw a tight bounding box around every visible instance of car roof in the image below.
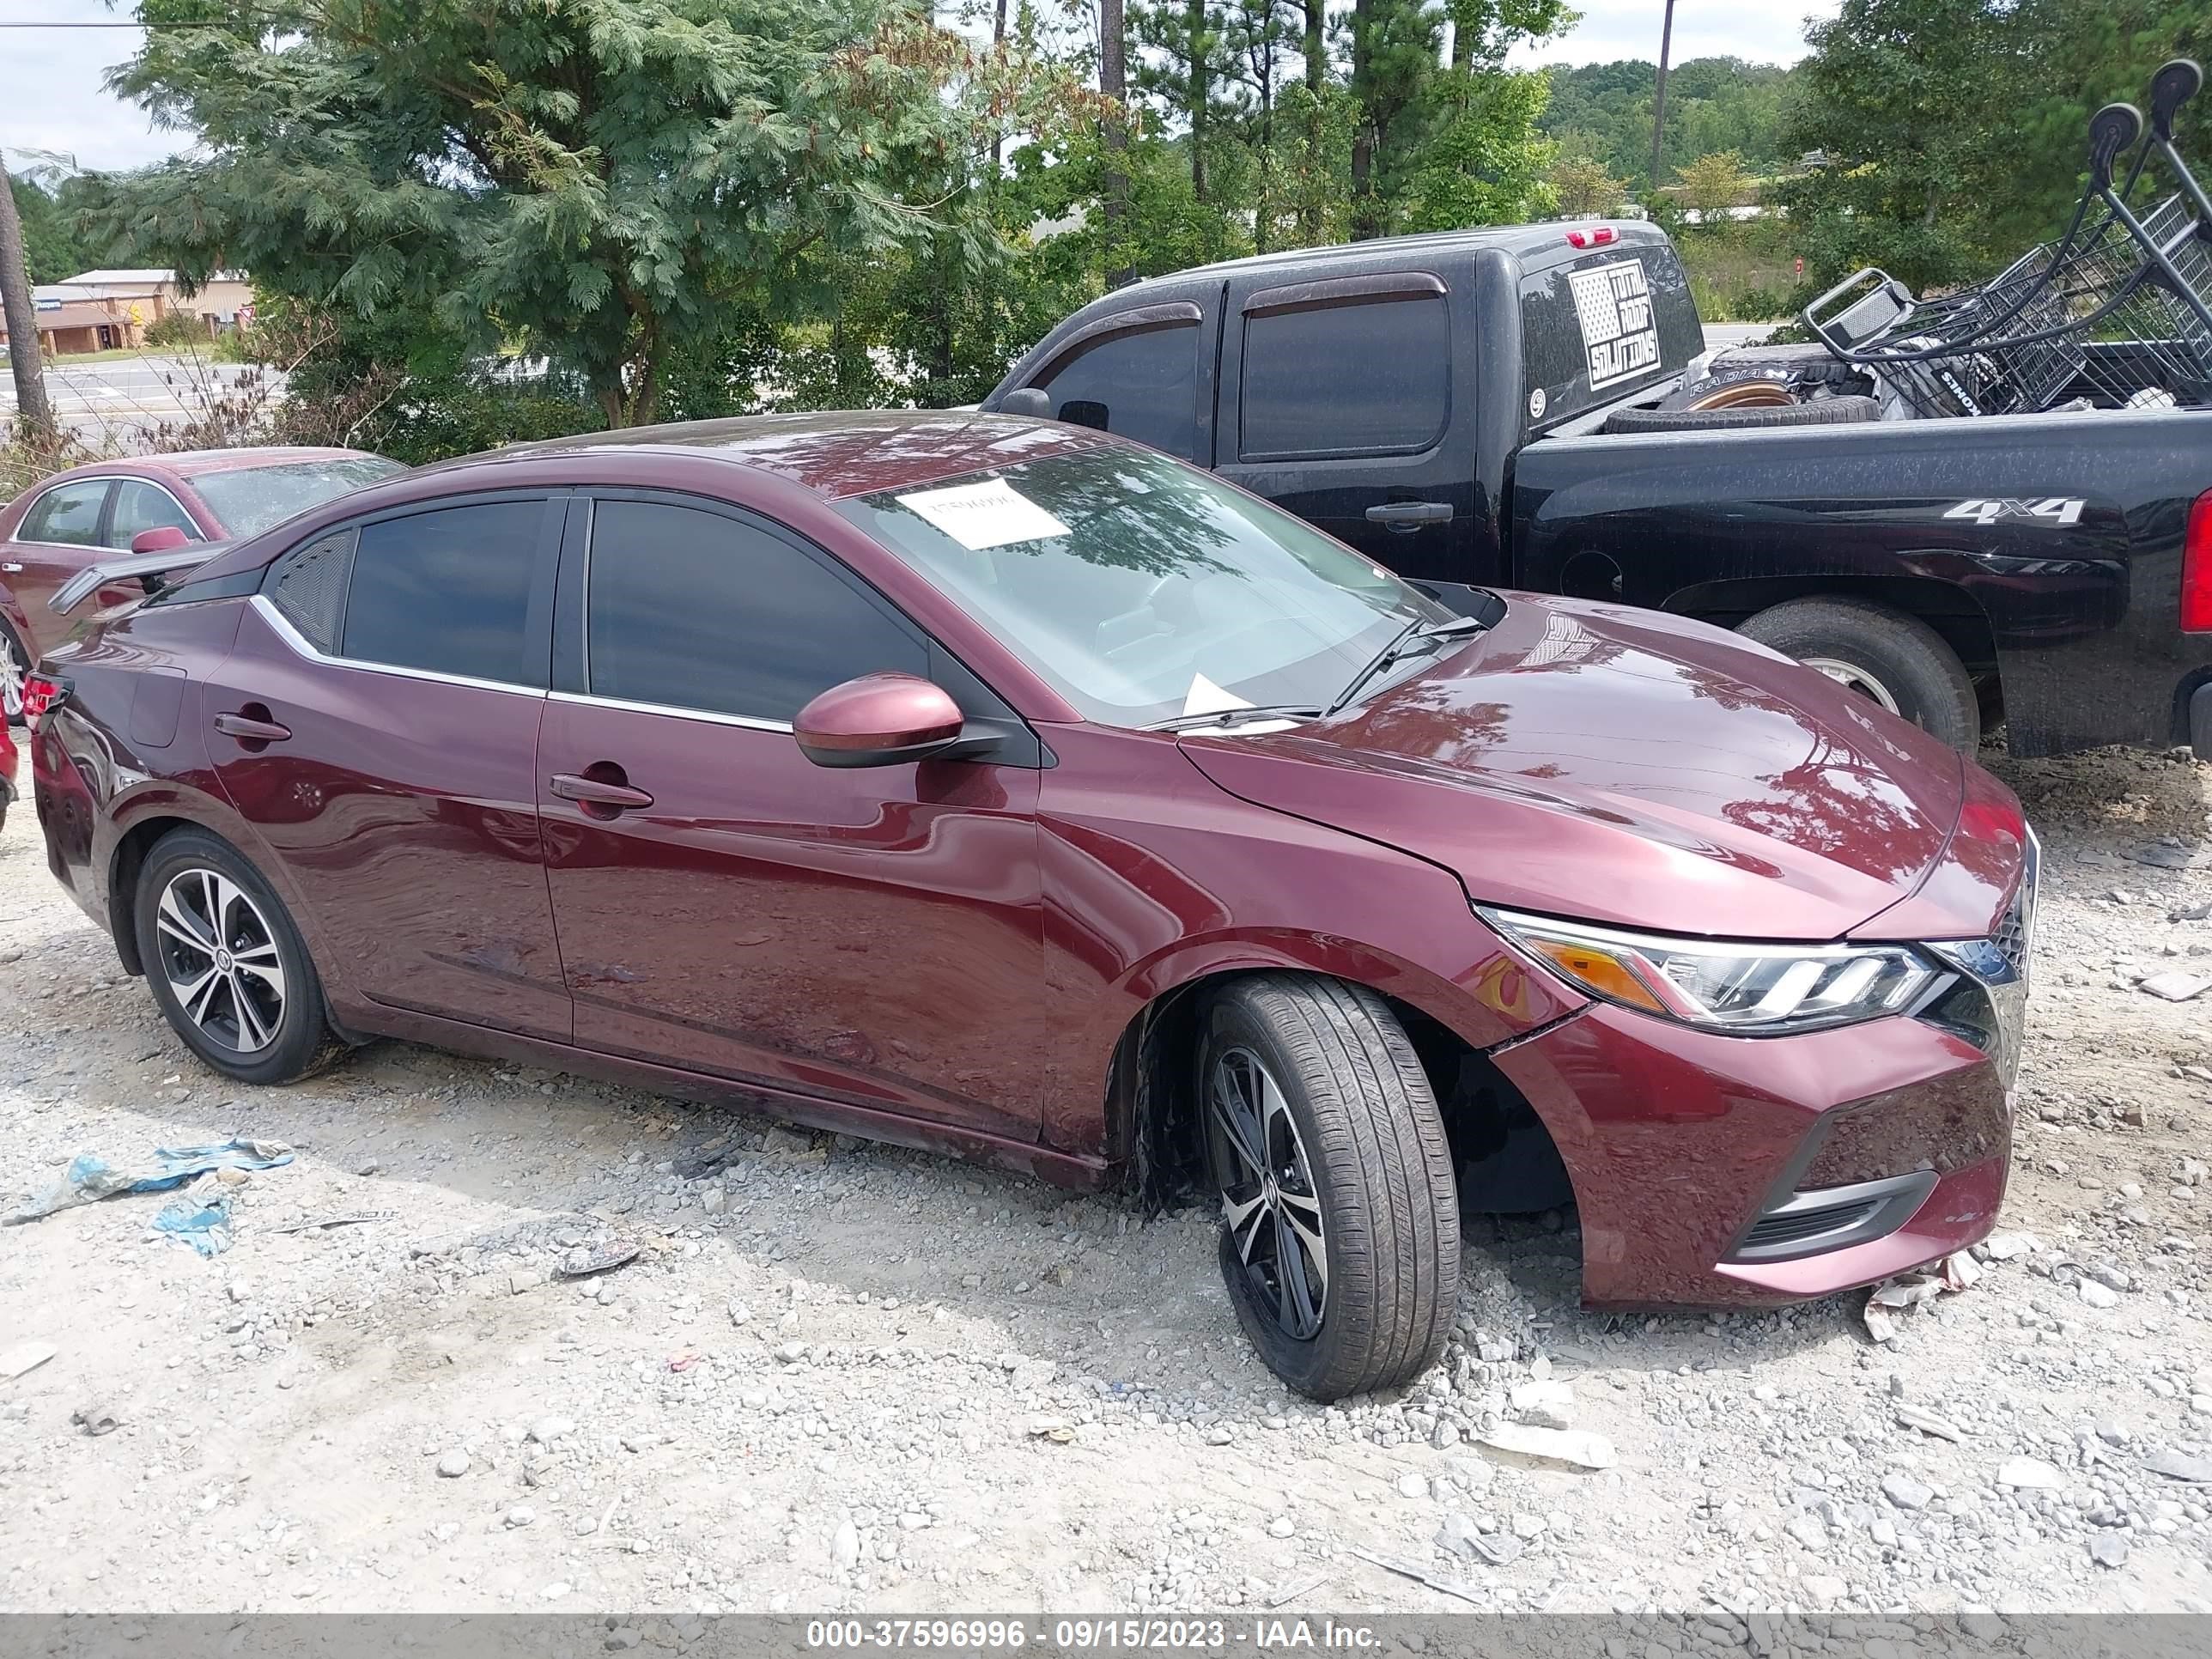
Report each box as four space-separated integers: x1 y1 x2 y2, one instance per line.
8 447 385 501
461 410 1120 500
1104 219 1668 292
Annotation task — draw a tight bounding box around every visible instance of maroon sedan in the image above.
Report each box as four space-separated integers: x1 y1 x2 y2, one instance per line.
0 447 401 720
27 412 2033 1400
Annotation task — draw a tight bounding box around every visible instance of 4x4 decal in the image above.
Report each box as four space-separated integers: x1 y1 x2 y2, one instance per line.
1944 497 2087 527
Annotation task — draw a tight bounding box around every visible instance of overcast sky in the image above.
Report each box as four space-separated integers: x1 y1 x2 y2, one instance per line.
3 0 1845 178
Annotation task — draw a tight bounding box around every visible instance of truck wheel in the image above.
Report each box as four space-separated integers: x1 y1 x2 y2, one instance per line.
1664 343 1870 412
1604 395 1880 435
1739 598 1980 750
1197 974 1457 1402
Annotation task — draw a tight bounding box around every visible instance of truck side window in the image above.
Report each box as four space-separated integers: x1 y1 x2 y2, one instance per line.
1032 323 1200 459
1241 296 1449 459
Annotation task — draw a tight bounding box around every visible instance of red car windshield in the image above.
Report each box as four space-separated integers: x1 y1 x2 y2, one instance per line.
191 457 404 538
838 447 1448 728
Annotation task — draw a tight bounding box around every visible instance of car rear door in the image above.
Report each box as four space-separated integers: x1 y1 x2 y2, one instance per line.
2 477 113 654
536 489 1048 1142
204 490 573 1041
1213 267 1477 583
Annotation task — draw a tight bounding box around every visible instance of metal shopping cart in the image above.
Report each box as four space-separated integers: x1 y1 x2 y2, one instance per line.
1802 58 2212 418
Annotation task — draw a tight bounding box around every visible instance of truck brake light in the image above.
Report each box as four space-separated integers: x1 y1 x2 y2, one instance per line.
2185 490 2212 632
1565 227 1618 249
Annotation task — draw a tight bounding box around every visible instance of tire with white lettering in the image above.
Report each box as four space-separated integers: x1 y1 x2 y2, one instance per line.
1197 974 1457 1401
1740 597 1980 751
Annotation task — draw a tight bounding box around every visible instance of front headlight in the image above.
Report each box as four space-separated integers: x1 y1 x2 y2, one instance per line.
1478 907 1941 1036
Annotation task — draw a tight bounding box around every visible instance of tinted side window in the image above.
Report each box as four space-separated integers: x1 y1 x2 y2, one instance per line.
1034 324 1200 459
109 480 199 546
267 527 356 655
586 501 924 723
342 502 546 687
1240 297 1449 459
21 481 111 546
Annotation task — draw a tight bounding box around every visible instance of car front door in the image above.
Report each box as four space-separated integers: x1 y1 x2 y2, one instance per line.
1214 270 1476 583
204 492 573 1041
537 492 1047 1142
3 477 114 655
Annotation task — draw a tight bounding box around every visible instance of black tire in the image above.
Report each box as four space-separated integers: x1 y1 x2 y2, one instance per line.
0 614 28 728
1739 597 1981 750
1604 394 1880 435
134 827 347 1085
1196 974 1456 1401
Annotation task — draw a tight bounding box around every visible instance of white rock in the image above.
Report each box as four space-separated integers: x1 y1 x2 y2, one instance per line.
1996 1456 2066 1491
529 1415 575 1444
1266 1516 1295 1539
1801 1575 1848 1606
1508 1379 1576 1429
1476 1423 1614 1471
830 1521 860 1571
1983 1232 2040 1261
2079 1279 2120 1309
1395 1473 1428 1499
434 1449 471 1479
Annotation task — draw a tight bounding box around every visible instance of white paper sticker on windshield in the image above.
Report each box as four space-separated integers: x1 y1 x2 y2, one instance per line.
1182 672 1255 719
895 477 1071 550
1568 257 1659 389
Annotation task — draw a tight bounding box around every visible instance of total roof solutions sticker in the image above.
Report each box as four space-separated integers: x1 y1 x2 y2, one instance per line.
1568 258 1660 390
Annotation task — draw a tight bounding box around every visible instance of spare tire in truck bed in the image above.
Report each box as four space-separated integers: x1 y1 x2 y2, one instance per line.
1603 394 1881 435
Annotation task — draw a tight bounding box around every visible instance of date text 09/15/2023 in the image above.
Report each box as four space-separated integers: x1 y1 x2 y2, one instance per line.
804 1619 1382 1651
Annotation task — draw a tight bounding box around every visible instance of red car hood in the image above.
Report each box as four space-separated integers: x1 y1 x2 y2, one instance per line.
1179 593 2003 941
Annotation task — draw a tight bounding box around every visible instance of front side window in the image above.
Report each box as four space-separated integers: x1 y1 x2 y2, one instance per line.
1032 324 1200 460
837 447 1450 729
21 481 111 547
192 457 404 538
586 501 925 723
1240 296 1450 459
341 501 546 687
109 479 199 546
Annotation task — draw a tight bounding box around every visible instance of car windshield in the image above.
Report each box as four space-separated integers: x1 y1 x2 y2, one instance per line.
837 447 1452 728
190 457 404 538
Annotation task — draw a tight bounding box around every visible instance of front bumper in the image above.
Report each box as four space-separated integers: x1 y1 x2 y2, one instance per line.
1489 1001 2012 1306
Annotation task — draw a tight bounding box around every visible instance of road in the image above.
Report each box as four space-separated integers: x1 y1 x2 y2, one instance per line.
0 353 284 450
1705 323 1778 349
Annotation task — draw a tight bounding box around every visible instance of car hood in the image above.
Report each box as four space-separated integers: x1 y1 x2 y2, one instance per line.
1178 593 1985 941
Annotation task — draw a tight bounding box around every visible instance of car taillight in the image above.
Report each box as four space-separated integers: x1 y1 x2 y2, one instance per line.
1565 226 1618 249
21 672 67 725
2185 489 2212 632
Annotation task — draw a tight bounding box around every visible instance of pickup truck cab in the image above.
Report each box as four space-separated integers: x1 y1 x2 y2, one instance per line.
985 222 2212 759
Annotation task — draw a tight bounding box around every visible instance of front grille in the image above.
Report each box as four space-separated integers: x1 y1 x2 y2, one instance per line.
1992 829 2040 981
1741 1196 1881 1251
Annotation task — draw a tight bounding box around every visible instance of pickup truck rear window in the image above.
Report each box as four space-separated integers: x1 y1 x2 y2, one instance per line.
1240 295 1449 460
1034 321 1201 460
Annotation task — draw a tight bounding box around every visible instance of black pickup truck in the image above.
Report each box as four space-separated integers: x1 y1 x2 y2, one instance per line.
983 221 2212 759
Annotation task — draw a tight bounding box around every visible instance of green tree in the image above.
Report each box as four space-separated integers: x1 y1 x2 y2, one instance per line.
90 0 1079 426
7 171 92 284
1675 149 1755 219
1549 155 1626 218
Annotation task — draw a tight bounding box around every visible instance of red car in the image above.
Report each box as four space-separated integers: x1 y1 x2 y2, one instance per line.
0 447 402 720
27 412 2033 1400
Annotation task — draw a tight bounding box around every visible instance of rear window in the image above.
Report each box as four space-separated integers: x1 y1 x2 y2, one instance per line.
192 457 404 538
1240 296 1449 459
1519 244 1701 429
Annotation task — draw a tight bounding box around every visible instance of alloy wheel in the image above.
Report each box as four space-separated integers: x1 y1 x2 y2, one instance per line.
153 867 289 1055
1802 655 1901 714
0 630 22 723
1206 1047 1329 1341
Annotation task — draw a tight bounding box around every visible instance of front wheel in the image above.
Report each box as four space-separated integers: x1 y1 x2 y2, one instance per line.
134 828 347 1085
1198 975 1457 1401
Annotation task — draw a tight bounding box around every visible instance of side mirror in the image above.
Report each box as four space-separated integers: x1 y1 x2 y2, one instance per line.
998 387 1052 419
131 526 194 555
794 674 968 769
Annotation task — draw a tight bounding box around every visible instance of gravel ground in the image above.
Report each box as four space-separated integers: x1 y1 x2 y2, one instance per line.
1 741 2209 1619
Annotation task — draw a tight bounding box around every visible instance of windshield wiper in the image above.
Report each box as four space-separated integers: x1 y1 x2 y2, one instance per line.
1146 703 1328 732
1324 614 1492 717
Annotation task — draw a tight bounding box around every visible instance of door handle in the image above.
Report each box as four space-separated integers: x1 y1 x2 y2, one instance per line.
212 711 291 742
1365 501 1454 531
550 771 655 811
2 562 21 574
